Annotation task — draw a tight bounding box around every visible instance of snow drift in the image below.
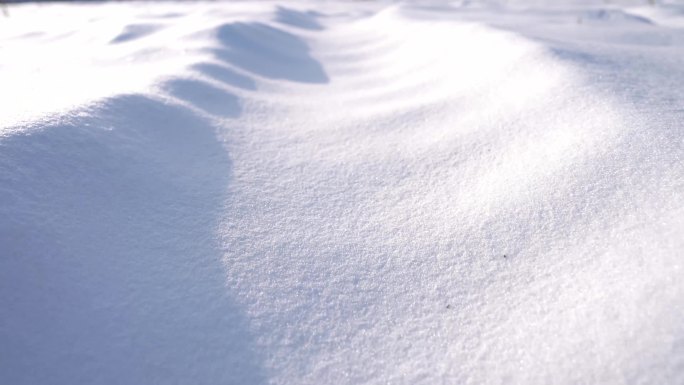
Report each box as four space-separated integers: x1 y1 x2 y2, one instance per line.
1 1 683 384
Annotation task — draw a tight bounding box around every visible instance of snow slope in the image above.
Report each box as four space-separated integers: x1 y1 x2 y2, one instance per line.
1 1 683 384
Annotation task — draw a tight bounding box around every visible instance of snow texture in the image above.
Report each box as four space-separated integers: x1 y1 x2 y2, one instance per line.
1 1 683 384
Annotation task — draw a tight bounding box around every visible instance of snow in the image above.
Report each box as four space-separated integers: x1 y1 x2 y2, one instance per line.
1 1 683 384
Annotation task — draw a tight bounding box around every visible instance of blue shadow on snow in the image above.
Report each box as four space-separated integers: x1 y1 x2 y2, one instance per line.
164 78 242 118
274 6 324 31
212 22 328 84
0 95 266 385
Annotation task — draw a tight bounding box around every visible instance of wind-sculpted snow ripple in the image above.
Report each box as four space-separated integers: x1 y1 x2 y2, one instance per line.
216 4 684 385
0 2 683 385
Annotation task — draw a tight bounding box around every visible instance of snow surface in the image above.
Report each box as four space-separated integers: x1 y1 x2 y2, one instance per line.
1 1 683 384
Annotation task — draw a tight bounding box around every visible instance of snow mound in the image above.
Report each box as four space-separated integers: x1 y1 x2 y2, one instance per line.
1 1 683 384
